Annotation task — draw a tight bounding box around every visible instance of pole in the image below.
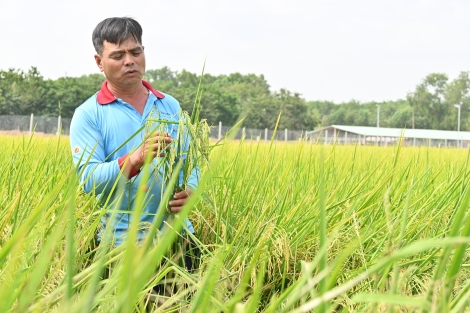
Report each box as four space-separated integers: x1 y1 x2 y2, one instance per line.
29 113 33 135
325 130 328 145
218 121 222 140
377 105 380 128
458 106 461 148
285 128 288 142
265 128 268 142
455 104 461 148
376 104 380 146
57 115 61 136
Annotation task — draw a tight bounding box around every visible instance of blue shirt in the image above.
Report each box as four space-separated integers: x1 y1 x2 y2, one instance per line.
70 80 198 246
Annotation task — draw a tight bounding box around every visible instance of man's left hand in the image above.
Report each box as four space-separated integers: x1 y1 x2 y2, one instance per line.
168 188 193 213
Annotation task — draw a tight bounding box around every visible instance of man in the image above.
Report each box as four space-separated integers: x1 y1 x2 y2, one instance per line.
70 17 200 261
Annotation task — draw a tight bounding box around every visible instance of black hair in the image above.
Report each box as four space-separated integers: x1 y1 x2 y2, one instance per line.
92 17 143 55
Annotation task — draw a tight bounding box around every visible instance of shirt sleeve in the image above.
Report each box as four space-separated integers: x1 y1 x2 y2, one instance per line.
70 108 124 194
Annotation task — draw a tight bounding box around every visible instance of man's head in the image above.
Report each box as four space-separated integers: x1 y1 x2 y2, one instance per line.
92 17 142 56
92 17 146 88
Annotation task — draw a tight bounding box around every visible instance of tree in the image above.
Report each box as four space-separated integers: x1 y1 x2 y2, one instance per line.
407 73 449 129
307 101 336 127
0 67 48 115
444 71 470 131
14 65 470 133
274 89 316 130
144 67 178 91
47 74 104 117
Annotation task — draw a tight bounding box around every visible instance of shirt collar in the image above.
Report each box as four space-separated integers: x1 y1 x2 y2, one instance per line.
97 80 165 105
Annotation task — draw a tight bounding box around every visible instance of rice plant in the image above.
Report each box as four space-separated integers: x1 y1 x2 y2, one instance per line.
1 132 470 312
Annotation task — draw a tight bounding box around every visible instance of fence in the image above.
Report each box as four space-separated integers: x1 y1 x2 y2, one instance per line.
0 115 71 135
210 122 305 141
0 115 306 142
2 115 465 147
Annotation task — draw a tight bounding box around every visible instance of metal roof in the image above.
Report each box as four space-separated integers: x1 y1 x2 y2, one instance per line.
307 125 470 140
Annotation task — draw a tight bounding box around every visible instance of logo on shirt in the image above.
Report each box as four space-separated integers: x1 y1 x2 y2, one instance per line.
159 112 172 117
73 147 80 154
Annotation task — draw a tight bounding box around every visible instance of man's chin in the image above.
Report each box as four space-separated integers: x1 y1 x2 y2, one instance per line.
120 77 143 86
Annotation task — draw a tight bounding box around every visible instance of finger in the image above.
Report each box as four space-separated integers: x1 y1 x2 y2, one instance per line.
146 133 158 144
170 206 183 213
148 144 168 158
173 189 191 199
153 131 170 136
150 131 164 136
147 136 172 145
158 134 172 143
169 199 186 206
149 149 166 158
149 142 170 152
151 143 163 152
142 151 158 162
149 138 172 147
152 131 172 140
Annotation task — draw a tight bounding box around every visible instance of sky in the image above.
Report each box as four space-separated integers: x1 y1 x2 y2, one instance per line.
1 0 469 103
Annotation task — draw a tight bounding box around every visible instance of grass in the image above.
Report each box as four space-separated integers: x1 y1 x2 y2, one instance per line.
1 134 470 312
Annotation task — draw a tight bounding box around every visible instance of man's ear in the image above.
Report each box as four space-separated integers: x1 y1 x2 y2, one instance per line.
94 54 104 72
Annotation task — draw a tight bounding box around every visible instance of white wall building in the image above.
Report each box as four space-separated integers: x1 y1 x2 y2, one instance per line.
307 125 470 148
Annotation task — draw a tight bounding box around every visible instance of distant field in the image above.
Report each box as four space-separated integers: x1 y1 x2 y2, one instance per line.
1 134 470 312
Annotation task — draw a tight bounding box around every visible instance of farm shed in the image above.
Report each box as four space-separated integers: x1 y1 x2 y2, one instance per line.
306 125 470 148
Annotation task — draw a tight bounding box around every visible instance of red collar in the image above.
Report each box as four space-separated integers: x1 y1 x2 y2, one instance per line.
97 80 165 104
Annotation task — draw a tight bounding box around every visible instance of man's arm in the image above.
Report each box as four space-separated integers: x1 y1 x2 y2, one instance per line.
70 108 173 194
70 108 124 194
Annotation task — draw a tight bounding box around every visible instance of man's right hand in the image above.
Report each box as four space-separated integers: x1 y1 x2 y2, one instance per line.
130 131 172 170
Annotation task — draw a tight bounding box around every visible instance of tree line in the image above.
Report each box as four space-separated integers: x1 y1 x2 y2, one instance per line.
312 72 470 131
1 67 469 131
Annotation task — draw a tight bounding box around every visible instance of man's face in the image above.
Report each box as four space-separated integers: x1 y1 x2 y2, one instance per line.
94 38 146 87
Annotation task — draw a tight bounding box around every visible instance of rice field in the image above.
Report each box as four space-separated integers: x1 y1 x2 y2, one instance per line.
1 134 470 312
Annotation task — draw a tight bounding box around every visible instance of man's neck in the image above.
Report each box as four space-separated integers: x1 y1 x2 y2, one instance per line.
107 81 146 100
107 81 149 114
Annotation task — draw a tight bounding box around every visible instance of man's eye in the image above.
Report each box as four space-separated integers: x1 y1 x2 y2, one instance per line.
132 52 141 56
112 55 123 59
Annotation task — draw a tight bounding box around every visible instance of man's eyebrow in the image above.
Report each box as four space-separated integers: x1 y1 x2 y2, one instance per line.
108 47 142 56
108 50 125 56
128 47 143 52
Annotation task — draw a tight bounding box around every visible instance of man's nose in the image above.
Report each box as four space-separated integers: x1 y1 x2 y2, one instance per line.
123 53 135 66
